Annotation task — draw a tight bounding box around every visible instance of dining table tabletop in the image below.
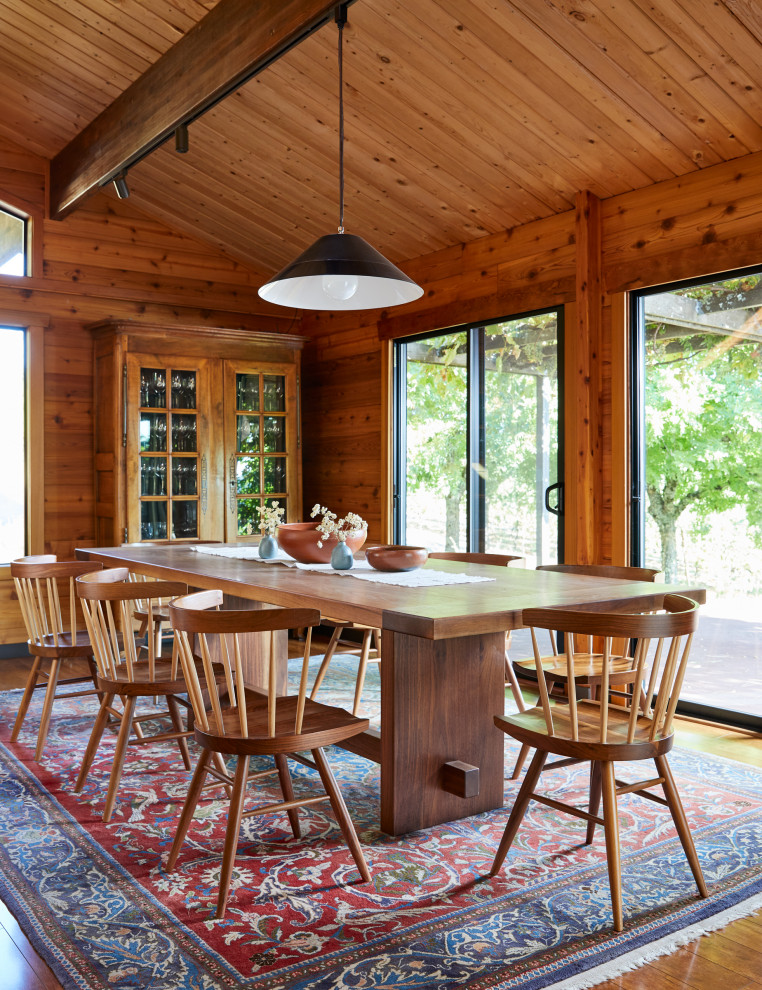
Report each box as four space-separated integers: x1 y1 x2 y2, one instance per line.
77 543 706 835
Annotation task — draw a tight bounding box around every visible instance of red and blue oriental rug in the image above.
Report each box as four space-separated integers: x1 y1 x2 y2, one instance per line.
1 655 762 990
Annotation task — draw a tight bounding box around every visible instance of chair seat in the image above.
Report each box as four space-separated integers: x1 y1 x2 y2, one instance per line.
97 658 187 696
32 631 95 659
514 653 639 685
196 695 370 755
495 700 674 761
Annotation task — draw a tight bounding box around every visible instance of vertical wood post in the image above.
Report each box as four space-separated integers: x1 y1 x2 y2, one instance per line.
569 190 603 565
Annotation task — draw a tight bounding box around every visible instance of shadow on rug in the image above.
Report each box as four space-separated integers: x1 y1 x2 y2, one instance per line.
1 657 762 990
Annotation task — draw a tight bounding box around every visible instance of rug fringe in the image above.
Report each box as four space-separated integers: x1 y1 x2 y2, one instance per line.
543 891 762 990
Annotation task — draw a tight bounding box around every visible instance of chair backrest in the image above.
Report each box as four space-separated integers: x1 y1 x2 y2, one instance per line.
535 563 662 656
537 563 663 582
11 555 104 647
169 590 321 740
522 594 699 745
76 568 188 682
429 552 523 566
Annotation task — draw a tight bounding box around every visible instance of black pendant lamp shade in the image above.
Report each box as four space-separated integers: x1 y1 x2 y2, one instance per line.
258 232 423 310
258 6 422 312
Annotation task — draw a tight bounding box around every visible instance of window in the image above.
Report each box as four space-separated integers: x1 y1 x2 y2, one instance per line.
0 327 26 563
393 309 563 564
0 206 28 276
632 268 762 729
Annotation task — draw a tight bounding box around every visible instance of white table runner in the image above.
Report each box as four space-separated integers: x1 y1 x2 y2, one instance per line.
190 543 495 587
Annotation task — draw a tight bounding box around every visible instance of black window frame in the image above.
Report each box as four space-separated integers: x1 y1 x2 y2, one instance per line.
630 263 762 732
392 305 564 556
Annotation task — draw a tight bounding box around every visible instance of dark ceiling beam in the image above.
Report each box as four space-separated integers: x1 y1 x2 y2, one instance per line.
49 0 353 219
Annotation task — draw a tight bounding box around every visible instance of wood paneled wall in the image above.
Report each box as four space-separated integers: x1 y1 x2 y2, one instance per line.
0 133 291 646
301 149 762 563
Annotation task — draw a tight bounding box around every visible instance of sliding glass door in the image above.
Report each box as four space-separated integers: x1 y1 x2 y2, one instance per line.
393 309 562 564
632 269 762 728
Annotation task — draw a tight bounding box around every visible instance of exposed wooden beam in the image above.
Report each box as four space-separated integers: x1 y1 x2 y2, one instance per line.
49 0 351 220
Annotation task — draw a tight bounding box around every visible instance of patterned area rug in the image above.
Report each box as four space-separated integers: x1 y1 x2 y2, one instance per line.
1 656 762 990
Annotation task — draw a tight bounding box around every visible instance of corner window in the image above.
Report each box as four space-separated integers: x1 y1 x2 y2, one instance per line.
0 206 28 276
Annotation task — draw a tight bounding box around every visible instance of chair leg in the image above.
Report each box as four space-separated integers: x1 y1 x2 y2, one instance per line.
166 749 213 871
352 630 374 717
103 695 136 823
586 760 603 844
11 656 42 742
217 756 250 919
75 692 114 793
504 657 526 713
600 761 624 932
274 752 301 839
309 626 344 700
35 658 62 761
166 694 192 770
655 755 708 897
508 743 531 780
312 747 371 883
490 748 547 876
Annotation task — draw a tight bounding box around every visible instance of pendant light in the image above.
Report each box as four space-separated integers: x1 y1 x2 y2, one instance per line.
258 6 423 311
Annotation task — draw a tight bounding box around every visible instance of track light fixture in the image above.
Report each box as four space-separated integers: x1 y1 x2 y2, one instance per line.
113 172 130 199
175 123 189 154
258 5 422 311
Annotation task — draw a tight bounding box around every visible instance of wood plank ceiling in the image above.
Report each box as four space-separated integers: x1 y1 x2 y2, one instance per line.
1 0 761 281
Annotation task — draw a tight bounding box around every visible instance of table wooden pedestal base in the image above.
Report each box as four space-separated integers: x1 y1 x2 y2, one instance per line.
378 630 507 836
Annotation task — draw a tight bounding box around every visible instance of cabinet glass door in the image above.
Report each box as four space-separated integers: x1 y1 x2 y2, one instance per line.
224 362 298 540
129 358 208 542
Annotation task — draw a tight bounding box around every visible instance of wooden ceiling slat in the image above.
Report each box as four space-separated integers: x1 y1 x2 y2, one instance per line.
339 10 614 207
510 0 751 162
624 0 762 148
445 0 706 175
365 2 657 196
278 33 561 221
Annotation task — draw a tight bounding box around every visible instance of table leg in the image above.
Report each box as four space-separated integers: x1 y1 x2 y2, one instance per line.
380 629 506 835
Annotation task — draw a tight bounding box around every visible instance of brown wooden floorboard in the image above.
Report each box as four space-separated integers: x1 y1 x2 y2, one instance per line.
0 656 761 990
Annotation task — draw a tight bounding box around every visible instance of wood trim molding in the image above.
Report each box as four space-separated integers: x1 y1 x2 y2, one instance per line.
49 0 349 218
377 278 575 342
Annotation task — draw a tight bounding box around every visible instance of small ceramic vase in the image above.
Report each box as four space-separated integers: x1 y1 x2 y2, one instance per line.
258 534 278 559
330 541 354 570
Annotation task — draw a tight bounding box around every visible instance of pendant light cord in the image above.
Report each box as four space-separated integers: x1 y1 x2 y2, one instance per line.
337 5 347 234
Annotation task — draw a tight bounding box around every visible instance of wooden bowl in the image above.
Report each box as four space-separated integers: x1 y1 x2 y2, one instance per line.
276 521 367 564
365 545 428 572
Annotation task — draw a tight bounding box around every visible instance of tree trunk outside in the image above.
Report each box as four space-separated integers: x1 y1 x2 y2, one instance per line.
445 492 461 550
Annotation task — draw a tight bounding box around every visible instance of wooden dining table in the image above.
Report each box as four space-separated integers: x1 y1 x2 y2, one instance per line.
77 544 705 835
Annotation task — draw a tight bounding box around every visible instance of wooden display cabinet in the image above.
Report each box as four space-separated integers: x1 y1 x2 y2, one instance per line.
90 322 305 546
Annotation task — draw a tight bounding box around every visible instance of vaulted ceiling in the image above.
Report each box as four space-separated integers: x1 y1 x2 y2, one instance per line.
1 0 761 282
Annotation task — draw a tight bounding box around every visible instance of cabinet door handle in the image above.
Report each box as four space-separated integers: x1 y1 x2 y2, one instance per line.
200 455 208 515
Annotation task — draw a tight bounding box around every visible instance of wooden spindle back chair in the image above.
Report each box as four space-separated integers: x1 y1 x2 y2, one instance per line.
73 567 191 822
10 556 103 761
509 563 663 777
167 589 372 919
490 594 707 931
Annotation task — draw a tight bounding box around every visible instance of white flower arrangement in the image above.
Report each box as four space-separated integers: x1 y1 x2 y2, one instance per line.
311 503 367 547
256 500 285 536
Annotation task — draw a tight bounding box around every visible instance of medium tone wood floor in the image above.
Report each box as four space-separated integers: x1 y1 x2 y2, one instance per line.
1 657 761 990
